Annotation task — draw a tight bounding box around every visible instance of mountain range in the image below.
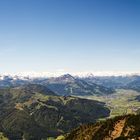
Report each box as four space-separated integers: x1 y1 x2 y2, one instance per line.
0 74 114 96
0 73 140 139
1 73 140 95
0 84 110 139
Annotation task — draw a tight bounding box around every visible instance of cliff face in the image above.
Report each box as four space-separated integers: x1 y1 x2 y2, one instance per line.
64 115 140 140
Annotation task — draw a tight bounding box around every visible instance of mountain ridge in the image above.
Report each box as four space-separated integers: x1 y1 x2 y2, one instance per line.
0 74 114 96
0 84 110 139
63 114 140 140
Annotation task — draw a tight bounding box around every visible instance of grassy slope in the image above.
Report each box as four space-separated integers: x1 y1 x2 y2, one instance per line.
0 85 110 139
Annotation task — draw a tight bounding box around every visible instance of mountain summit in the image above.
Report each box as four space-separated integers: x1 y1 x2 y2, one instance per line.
47 74 76 84
45 74 114 96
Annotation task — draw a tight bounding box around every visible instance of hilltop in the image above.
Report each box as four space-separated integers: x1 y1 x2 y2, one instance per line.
63 114 140 140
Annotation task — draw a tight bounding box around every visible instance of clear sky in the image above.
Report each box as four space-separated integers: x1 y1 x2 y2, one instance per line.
0 0 140 74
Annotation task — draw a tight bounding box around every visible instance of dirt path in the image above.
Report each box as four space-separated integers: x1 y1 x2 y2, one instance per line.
104 118 126 140
111 119 126 139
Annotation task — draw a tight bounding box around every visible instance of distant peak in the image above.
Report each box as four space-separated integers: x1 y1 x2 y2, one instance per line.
57 74 76 83
61 74 74 79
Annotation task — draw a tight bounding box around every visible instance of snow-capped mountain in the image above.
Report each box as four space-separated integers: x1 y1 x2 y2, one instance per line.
1 71 140 79
0 72 140 93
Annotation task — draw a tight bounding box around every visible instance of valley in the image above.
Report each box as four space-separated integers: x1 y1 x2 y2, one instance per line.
78 89 140 118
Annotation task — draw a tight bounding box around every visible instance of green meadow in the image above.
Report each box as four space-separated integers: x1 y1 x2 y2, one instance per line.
78 89 140 118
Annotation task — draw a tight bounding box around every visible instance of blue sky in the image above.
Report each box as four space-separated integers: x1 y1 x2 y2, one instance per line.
0 0 140 73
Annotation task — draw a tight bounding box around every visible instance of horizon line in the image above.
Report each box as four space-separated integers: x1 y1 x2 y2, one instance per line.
0 71 140 77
